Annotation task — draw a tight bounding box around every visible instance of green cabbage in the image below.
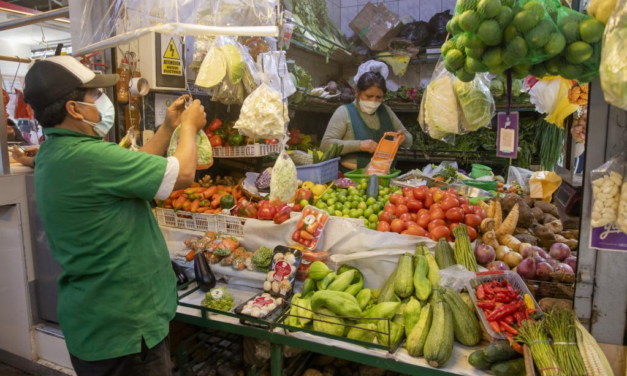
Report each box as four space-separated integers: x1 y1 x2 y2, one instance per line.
269 150 298 204
600 11 627 110
490 79 505 97
453 79 495 132
220 44 245 84
421 75 460 139
195 47 226 88
167 126 213 168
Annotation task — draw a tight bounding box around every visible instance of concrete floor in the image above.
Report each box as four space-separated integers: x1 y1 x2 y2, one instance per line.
0 362 31 375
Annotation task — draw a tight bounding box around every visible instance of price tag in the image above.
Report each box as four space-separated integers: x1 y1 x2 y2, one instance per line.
253 296 274 308
273 261 292 282
497 112 519 159
210 288 224 301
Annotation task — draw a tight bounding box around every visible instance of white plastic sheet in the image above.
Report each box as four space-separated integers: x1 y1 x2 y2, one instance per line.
69 0 279 56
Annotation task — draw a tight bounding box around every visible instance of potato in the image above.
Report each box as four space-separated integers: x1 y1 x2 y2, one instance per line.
555 234 578 250
534 226 556 240
532 207 544 222
542 213 558 225
515 234 539 245
530 223 543 234
514 227 531 235
534 201 560 218
523 195 536 208
502 193 524 213
545 220 563 234
517 203 535 228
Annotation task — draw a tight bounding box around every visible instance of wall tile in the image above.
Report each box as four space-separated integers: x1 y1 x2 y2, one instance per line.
420 0 442 21
358 0 373 4
343 0 358 7
341 6 360 37
399 0 420 21
442 0 457 13
331 3 342 27
382 1 399 14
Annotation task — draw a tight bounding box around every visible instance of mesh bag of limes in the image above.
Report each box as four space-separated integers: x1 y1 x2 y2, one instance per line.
442 0 604 82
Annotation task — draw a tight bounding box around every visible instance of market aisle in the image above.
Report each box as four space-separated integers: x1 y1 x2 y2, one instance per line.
0 362 31 375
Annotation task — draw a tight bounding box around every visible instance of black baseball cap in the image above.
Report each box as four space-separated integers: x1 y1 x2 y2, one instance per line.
24 56 119 111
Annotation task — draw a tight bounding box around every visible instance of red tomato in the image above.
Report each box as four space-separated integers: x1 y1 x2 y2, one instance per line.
446 188 458 196
474 207 488 219
467 226 478 241
397 197 408 206
384 203 397 213
458 197 469 205
406 225 427 237
429 187 441 194
410 213 417 222
430 226 451 241
446 236 454 242
405 220 418 227
428 219 447 232
460 204 473 214
390 219 407 234
429 203 442 214
379 211 395 223
399 213 412 222
377 221 390 232
440 197 460 211
464 214 482 228
402 187 414 198
433 190 445 203
406 199 423 213
389 194 403 205
417 213 430 228
449 222 461 233
395 204 409 217
412 186 427 200
445 207 465 223
430 209 445 221
417 208 429 217
423 193 434 209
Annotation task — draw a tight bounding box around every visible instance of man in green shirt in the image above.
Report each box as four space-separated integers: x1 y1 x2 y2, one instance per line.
24 56 207 376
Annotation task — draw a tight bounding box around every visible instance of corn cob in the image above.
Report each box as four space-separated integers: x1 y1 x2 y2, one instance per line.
574 319 614 376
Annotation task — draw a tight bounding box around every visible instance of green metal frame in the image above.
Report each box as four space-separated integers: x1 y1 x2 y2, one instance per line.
176 283 466 376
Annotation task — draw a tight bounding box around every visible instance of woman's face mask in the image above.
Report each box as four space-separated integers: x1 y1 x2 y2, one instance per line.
76 92 115 137
357 87 384 115
359 100 381 115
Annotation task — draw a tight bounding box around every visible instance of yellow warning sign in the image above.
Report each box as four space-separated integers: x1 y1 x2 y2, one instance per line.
162 37 182 76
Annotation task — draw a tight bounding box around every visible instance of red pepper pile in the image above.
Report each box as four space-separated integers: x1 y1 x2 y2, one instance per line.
475 280 536 339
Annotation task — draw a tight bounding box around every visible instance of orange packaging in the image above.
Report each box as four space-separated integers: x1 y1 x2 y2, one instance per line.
291 207 329 250
365 132 404 175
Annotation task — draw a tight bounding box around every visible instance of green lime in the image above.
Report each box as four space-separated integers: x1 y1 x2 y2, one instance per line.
299 200 309 207
357 202 367 210
366 197 376 206
369 214 379 222
321 194 330 202
351 202 359 209
327 205 336 212
339 196 348 204
316 202 327 209
373 203 382 213
342 208 350 215
358 189 366 196
580 18 604 44
327 198 336 206
357 209 364 216
349 209 359 218
359 178 368 184
335 211 343 217
364 208 374 218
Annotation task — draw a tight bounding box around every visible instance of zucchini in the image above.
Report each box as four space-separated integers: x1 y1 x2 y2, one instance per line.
483 340 521 363
336 144 344 158
394 253 415 298
356 288 372 310
434 238 456 269
327 270 355 291
360 302 400 324
468 350 491 370
301 278 316 297
344 276 364 296
312 149 320 164
413 255 432 301
316 272 336 290
404 297 421 338
379 269 398 303
311 290 361 317
423 290 454 368
491 358 526 376
441 288 482 346
405 302 432 357
417 243 441 287
321 146 333 162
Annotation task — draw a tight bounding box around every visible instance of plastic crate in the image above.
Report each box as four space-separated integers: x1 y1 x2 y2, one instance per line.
156 208 248 236
216 214 248 237
296 158 340 184
344 169 401 187
466 271 543 340
212 143 281 158
155 208 197 230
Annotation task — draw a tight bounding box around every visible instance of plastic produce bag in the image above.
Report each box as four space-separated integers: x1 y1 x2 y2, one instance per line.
428 10 452 46
257 52 296 100
528 76 578 127
590 155 624 227
551 6 604 82
397 21 432 47
438 265 476 292
507 166 534 194
269 150 298 204
453 73 495 132
600 0 627 110
167 125 213 170
418 59 461 142
234 83 289 140
529 171 562 202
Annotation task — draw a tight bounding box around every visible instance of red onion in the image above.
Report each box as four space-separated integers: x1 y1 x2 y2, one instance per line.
550 243 571 261
537 248 549 259
487 261 509 271
554 263 574 275
533 256 547 264
516 258 536 279
564 256 577 273
474 244 496 265
545 258 561 268
535 262 554 281
522 246 543 259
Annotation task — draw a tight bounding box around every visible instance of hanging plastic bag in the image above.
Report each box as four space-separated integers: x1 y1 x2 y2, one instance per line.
269 149 298 204
439 265 476 292
528 76 578 128
590 155 623 227
600 0 627 110
234 83 288 140
257 52 296 99
507 166 534 194
167 125 213 170
544 77 579 128
418 59 461 143
452 73 495 132
529 171 562 202
211 76 245 105
119 126 139 151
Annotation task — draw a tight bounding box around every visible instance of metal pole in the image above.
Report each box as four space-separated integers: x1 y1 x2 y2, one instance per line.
0 7 69 32
0 55 31 64
270 343 283 376
0 97 9 174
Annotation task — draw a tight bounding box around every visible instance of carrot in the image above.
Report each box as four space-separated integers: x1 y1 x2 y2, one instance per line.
184 187 204 195
232 186 242 201
210 208 222 214
211 193 225 208
165 205 173 209
170 190 184 199
200 200 210 207
173 196 187 210
197 186 217 200
495 203 517 237
190 199 201 213
191 182 200 188
300 230 314 240
489 321 502 333
182 200 192 212
197 207 210 213
186 249 196 261
164 198 173 205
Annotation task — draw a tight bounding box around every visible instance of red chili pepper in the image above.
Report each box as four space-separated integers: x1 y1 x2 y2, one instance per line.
507 285 515 294
487 302 520 322
495 293 510 303
477 301 496 310
508 292 518 300
493 287 508 293
514 312 524 326
500 321 518 335
484 283 495 295
525 308 530 320
504 315 515 325
489 321 502 333
477 285 486 300
501 280 508 287
485 292 495 300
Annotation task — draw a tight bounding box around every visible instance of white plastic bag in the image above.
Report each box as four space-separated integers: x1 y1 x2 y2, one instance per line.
600 0 627 110
234 83 289 140
257 52 296 99
590 155 624 227
438 265 476 292
507 166 534 194
269 150 298 204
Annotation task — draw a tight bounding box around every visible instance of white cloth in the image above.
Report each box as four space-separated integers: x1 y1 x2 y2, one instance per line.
354 61 390 84
155 156 179 200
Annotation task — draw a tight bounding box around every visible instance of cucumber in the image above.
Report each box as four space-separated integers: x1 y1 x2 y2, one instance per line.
336 144 344 158
423 290 454 368
321 146 333 162
313 149 320 164
483 340 521 363
468 350 491 370
491 358 526 376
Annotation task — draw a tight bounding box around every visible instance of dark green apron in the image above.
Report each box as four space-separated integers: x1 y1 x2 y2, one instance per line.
345 102 396 170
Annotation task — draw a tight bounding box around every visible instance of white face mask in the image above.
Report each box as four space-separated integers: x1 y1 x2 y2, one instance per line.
77 93 115 137
359 99 381 115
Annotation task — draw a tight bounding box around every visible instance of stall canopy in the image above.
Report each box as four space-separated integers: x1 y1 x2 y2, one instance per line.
69 0 279 56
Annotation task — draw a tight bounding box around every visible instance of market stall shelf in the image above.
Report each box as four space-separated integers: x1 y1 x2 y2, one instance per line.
212 144 282 158
155 208 248 236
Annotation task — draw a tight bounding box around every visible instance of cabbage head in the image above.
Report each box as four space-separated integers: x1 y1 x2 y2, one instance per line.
220 44 245 84
168 126 213 168
490 79 505 97
423 75 460 138
454 79 495 132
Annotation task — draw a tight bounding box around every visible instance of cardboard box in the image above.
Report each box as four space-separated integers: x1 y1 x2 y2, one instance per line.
349 2 402 51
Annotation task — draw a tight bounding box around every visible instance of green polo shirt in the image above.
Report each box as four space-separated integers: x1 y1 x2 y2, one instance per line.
34 128 177 361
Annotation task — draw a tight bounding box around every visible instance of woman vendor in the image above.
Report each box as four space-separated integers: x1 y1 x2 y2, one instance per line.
320 62 413 172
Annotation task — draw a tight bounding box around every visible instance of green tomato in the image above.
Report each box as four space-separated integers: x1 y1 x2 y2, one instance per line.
316 202 327 209
358 189 366 196
358 183 367 190
349 209 359 218
369 223 378 230
356 208 364 216
350 201 359 209
381 188 390 195
384 195 390 202
299 200 309 207
342 208 350 215
364 208 374 218
339 196 348 204
327 205 335 212
363 219 369 226
335 210 343 217
321 194 331 202
359 178 368 185
366 197 376 206
373 203 382 213
368 214 378 222
327 198 336 206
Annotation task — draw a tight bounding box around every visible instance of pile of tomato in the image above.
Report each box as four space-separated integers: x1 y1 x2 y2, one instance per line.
376 186 487 241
